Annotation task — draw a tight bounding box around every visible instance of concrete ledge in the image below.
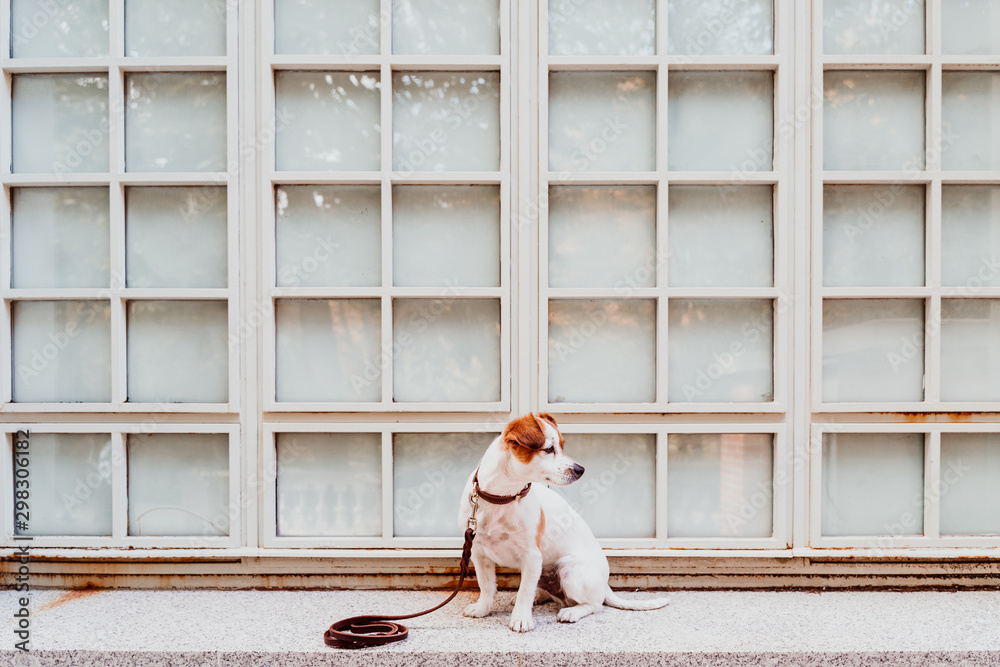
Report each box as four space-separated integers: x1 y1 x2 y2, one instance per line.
2 588 999 666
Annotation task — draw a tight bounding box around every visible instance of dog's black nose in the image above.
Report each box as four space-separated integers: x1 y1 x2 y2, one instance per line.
572 463 585 478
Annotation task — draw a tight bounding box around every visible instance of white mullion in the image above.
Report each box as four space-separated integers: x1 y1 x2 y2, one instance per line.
514 0 532 415
234 0 255 548
924 430 941 539
381 430 393 542
928 0 942 57
810 0 826 415
791 0 813 550
655 429 668 544
656 1 669 407
656 179 669 407
924 294 942 403
537 0 550 411
380 182 393 406
112 431 127 541
1 296 10 404
227 428 242 547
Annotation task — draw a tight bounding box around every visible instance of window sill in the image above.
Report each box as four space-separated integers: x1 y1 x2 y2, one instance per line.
3 588 998 666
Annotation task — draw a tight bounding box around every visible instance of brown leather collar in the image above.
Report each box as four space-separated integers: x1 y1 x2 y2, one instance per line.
472 469 531 505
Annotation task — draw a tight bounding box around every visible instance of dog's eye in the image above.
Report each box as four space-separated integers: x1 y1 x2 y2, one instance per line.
544 446 555 454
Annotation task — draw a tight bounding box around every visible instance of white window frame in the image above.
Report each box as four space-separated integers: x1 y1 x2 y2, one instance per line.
2 423 241 548
0 0 997 565
259 0 513 414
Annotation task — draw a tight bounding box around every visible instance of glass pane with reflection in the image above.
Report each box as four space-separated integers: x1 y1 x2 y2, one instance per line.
940 299 1000 402
275 71 381 171
549 0 655 56
942 72 1000 171
824 71 925 171
393 432 494 537
394 0 499 55
15 433 112 536
940 433 1000 535
126 0 226 56
275 299 382 402
556 434 656 538
549 71 656 173
667 433 773 538
822 299 924 402
941 185 1000 288
668 0 773 56
548 299 656 403
128 433 230 536
393 72 500 172
274 0 380 55
11 0 109 58
823 0 925 55
276 432 382 537
822 432 924 536
548 186 656 289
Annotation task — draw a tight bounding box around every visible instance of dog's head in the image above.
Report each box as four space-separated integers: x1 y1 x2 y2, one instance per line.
501 413 584 486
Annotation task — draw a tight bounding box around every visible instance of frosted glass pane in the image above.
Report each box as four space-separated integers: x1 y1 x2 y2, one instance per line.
667 434 773 538
127 301 228 403
823 0 925 55
549 0 655 56
667 0 773 56
668 72 773 172
667 185 773 287
940 299 1000 402
275 299 381 402
12 188 110 289
822 299 924 402
824 71 925 171
942 73 1000 171
128 434 230 536
275 186 381 288
548 299 655 403
940 434 1000 535
126 73 226 172
555 434 656 538
125 0 225 56
12 74 109 174
276 433 381 537
15 433 112 536
393 72 500 172
274 0 379 55
548 186 656 289
823 185 925 287
943 0 1000 55
393 432 494 537
394 0 499 55
275 72 381 171
548 71 655 172
126 187 227 288
668 299 773 403
393 186 500 287
822 433 924 536
942 186 1000 288
12 301 111 403
393 299 501 402
11 0 108 58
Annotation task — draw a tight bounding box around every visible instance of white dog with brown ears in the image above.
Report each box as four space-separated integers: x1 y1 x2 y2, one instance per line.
458 413 669 632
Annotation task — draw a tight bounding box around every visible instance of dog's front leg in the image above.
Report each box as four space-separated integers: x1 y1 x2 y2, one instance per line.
463 547 496 618
509 550 542 632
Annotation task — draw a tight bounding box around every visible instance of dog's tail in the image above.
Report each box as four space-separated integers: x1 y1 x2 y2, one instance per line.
603 586 670 611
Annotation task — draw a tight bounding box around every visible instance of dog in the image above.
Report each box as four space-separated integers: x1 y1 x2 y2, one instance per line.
458 413 669 632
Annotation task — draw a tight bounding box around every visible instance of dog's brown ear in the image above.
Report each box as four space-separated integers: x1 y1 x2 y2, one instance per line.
503 414 546 451
537 413 558 429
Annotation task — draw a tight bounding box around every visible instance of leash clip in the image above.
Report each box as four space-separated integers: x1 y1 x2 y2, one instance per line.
467 489 479 531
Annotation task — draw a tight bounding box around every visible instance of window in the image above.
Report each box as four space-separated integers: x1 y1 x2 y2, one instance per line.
3 1 999 567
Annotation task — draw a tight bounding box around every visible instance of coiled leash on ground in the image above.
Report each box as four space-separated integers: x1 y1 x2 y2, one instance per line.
323 471 531 649
322 525 476 648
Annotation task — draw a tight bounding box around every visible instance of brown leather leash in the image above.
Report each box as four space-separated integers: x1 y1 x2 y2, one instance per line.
323 470 532 649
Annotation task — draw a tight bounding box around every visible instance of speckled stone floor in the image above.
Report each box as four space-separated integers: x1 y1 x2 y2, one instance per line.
1 588 998 665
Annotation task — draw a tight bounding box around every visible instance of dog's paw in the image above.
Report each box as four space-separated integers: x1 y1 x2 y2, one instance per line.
556 605 595 623
508 611 535 633
463 602 492 618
